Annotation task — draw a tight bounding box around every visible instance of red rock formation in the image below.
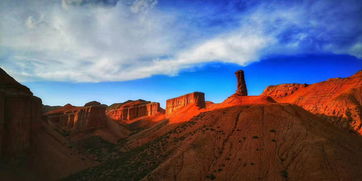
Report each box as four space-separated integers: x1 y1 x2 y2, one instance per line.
146 104 362 181
45 102 107 133
84 101 101 107
70 104 362 181
166 92 205 114
235 70 248 95
219 95 275 108
63 70 362 181
106 100 165 122
0 68 42 158
262 70 362 134
208 70 274 110
262 83 308 99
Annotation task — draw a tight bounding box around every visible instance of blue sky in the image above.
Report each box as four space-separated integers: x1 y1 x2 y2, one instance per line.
23 54 362 107
1 0 362 107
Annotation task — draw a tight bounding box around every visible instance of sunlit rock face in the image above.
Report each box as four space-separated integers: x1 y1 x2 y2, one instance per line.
44 102 107 132
166 92 206 114
106 100 165 122
262 83 308 99
0 68 42 158
262 70 362 134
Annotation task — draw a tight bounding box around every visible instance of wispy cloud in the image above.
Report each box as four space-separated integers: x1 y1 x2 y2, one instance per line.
0 0 361 82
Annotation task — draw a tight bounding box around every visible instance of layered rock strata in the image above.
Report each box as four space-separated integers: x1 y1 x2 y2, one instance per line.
262 83 308 99
166 92 205 114
106 100 164 122
45 102 107 132
0 68 42 158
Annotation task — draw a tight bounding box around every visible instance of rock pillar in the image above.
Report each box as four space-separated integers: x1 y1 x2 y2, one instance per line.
235 70 248 96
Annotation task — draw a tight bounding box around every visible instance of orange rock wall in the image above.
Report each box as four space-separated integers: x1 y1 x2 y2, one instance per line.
46 105 107 132
262 83 308 99
166 92 205 114
262 71 362 134
107 102 164 121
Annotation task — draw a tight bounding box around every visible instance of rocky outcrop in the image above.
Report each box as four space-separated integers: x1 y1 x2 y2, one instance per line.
0 68 42 158
262 70 362 134
106 100 165 122
235 70 248 95
262 83 308 99
221 95 275 108
45 102 107 133
166 92 205 114
84 101 101 107
218 70 274 109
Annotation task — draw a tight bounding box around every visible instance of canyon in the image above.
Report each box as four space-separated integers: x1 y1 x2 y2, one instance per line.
0 67 362 181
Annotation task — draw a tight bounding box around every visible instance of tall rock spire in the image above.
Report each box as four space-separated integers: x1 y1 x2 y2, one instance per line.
235 70 248 96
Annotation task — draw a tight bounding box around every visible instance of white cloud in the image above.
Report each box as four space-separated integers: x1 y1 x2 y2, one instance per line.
0 0 361 82
131 0 157 13
0 0 182 82
154 29 275 72
349 43 362 58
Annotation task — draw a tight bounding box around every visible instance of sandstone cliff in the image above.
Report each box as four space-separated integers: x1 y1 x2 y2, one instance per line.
262 70 362 134
106 100 164 123
45 102 107 133
166 92 205 114
0 68 42 159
